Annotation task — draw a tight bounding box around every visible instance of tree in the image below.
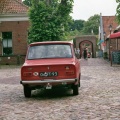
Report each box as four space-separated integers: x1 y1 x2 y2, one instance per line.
116 0 120 23
69 19 85 31
81 14 100 35
28 0 73 43
23 0 32 7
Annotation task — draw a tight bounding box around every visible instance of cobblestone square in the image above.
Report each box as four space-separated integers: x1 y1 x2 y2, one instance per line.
0 58 120 120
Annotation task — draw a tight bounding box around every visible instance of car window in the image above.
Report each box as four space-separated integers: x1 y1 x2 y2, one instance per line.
27 44 72 59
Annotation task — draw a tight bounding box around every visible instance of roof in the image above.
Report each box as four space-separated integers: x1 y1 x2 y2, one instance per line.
29 41 73 46
110 32 120 39
0 0 29 14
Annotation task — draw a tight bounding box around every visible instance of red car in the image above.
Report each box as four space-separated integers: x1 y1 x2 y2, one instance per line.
20 41 81 97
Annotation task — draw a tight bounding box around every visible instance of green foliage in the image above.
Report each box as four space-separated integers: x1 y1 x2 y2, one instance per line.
23 0 32 7
28 0 73 43
69 19 85 31
65 14 100 40
116 0 120 23
23 1 100 41
64 29 81 41
81 14 100 35
116 0 120 2
103 52 108 59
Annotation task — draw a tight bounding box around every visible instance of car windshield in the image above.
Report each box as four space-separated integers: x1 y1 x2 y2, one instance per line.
27 44 72 59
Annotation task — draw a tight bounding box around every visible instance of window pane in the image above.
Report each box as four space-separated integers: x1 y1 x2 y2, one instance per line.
2 32 12 39
3 39 12 47
27 44 72 59
3 47 12 55
2 32 12 55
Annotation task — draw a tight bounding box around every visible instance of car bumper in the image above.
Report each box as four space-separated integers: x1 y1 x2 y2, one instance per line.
20 78 77 85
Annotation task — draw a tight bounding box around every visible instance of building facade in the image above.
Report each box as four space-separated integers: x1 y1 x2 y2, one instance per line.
99 14 119 59
0 0 29 65
74 35 97 58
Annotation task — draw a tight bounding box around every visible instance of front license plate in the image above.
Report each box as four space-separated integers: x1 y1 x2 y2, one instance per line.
40 72 58 77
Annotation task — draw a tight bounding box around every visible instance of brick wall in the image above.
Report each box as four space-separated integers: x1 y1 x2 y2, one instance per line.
0 21 29 55
74 35 97 58
102 16 118 37
0 55 26 65
0 21 29 64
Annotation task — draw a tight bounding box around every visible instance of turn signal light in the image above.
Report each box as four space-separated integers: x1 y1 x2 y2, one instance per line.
23 72 32 76
66 71 74 75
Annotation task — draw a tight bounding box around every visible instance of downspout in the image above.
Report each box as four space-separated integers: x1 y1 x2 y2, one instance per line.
100 13 105 52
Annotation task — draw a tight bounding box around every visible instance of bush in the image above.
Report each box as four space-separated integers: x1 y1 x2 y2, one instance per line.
103 52 108 59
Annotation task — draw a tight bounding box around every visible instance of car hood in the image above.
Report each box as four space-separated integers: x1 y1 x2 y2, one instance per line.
23 58 76 66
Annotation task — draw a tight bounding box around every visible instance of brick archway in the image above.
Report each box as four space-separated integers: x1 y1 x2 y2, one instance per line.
74 35 97 58
79 40 93 58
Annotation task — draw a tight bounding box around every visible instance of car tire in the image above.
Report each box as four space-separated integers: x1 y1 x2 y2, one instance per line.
73 85 79 95
24 85 31 98
79 76 81 87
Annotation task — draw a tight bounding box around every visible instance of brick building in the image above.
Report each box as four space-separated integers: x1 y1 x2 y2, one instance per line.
0 0 29 65
99 14 119 59
102 16 118 37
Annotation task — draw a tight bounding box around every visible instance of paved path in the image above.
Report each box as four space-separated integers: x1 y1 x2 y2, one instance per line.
0 58 120 120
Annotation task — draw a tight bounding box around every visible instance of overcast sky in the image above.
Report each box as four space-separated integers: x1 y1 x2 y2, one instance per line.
70 0 118 21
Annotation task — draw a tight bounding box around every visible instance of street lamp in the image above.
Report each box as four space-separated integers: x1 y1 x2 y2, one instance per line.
108 25 112 61
103 32 106 41
109 24 112 34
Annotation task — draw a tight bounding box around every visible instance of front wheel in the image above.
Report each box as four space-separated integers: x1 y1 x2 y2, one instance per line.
73 85 79 95
24 85 31 98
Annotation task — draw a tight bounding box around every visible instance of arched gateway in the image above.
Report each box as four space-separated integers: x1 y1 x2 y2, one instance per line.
73 35 97 58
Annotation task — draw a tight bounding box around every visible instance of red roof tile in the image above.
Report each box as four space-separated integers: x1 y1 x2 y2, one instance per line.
0 0 29 14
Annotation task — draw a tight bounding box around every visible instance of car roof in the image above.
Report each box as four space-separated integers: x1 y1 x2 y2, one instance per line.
29 41 73 46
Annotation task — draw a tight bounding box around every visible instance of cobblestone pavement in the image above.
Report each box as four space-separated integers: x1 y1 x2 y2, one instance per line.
0 58 120 120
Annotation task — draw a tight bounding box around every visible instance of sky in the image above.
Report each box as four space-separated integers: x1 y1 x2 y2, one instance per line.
70 0 118 21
